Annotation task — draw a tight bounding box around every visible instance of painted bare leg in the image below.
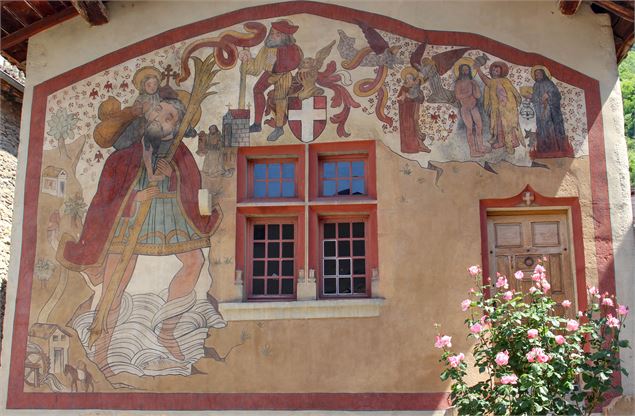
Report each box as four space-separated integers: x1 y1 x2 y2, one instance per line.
461 107 484 157
158 249 204 361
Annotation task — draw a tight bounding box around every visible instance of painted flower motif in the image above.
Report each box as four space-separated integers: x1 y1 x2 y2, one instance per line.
606 314 620 329
514 270 524 280
461 299 471 312
500 374 518 385
470 323 483 334
527 329 539 339
567 319 580 331
496 276 508 289
617 304 629 316
555 335 566 345
601 297 614 307
448 353 465 368
468 266 481 277
435 335 452 349
502 291 513 301
495 350 510 366
46 107 79 142
562 300 572 308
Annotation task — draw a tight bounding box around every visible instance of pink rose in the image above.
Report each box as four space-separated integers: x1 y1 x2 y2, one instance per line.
534 264 546 274
500 374 518 385
527 347 550 363
496 276 508 289
527 329 539 339
502 291 513 301
589 286 599 296
555 335 566 345
514 270 524 280
461 299 471 312
601 297 614 307
540 279 551 293
468 266 481 277
435 335 452 348
531 272 543 282
448 353 465 368
606 314 620 328
529 286 538 294
566 319 579 331
470 323 483 334
536 351 551 363
561 300 572 308
578 311 584 317
617 304 629 316
495 350 509 366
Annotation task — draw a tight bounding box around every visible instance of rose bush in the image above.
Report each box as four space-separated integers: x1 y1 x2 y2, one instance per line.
436 264 630 415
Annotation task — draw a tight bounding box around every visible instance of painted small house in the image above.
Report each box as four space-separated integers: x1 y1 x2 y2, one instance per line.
27 324 70 375
222 109 250 147
40 167 66 198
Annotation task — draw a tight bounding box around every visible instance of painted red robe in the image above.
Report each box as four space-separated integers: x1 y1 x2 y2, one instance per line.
398 86 425 153
59 141 221 268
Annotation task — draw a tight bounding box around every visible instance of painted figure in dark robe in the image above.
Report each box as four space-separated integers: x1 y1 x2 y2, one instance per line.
397 67 429 153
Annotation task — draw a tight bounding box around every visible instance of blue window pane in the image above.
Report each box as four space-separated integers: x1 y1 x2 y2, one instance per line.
352 161 365 177
337 162 350 177
281 181 294 197
269 182 281 197
254 164 266 179
352 179 365 195
323 180 336 196
282 163 295 178
268 163 280 179
337 180 351 195
323 162 336 178
254 181 266 198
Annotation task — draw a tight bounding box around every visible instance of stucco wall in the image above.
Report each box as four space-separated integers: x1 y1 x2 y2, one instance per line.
2 1 634 413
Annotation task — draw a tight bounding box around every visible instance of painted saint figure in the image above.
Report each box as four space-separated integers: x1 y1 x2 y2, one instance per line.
239 20 303 141
132 66 162 117
453 60 487 157
530 66 574 158
474 60 523 154
397 67 429 153
57 87 221 373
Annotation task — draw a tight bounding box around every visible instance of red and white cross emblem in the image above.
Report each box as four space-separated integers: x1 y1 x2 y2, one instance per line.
287 96 327 143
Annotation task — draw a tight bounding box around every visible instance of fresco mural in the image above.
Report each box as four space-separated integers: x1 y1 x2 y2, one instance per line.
19 11 591 396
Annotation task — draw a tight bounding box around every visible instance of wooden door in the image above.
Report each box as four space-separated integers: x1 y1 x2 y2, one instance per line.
487 211 575 316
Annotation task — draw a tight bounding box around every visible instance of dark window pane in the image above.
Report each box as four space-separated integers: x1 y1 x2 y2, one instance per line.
337 162 350 177
252 279 265 295
339 278 351 294
282 224 294 239
324 278 336 294
267 260 279 276
282 242 294 258
353 259 366 275
254 224 266 240
337 180 351 195
281 181 294 197
353 277 366 293
353 240 365 256
253 260 265 276
352 179 365 195
323 162 336 178
339 259 351 275
281 260 294 276
254 164 266 179
324 223 336 239
267 224 280 240
266 279 279 295
338 240 350 257
281 278 294 295
324 259 336 275
282 163 295 178
269 182 281 198
352 222 365 238
324 241 336 257
267 242 280 258
323 180 336 196
352 161 365 177
254 181 266 198
338 223 350 238
253 242 265 258
268 163 280 179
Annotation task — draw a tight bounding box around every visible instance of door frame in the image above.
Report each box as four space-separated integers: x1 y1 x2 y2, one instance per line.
479 185 587 311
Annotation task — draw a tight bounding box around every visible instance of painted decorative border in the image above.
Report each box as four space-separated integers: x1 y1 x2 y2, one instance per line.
7 1 613 410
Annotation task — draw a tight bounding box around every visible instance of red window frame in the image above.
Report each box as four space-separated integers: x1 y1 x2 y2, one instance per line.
249 158 298 199
318 154 368 198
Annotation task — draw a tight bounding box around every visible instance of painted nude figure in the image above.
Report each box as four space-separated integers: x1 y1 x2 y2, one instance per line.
454 62 487 157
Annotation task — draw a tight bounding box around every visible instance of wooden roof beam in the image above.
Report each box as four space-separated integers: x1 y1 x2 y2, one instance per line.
593 1 634 22
0 7 77 51
559 0 583 15
71 1 109 26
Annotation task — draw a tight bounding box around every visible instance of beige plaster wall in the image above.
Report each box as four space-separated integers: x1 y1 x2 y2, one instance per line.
2 0 634 412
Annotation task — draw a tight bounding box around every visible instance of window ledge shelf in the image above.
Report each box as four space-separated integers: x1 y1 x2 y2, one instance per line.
218 298 385 321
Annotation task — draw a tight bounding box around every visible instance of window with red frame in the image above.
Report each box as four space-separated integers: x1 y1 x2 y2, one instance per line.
320 220 368 296
320 157 366 197
251 159 296 198
248 220 296 298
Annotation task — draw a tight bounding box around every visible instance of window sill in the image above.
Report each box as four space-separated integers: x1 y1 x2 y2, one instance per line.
218 298 385 321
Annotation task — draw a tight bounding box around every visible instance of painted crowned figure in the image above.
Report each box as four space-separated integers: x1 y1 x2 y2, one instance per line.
57 85 222 375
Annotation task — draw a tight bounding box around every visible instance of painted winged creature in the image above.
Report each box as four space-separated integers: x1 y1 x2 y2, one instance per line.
337 20 404 69
295 40 336 100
